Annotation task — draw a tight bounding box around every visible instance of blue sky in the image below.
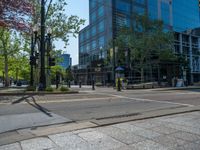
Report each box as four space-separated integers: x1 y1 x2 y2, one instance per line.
55 0 89 65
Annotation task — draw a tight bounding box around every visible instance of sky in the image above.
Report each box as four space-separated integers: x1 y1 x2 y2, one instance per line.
55 0 89 65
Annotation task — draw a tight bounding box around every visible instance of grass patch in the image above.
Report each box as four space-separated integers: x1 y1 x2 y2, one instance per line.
26 86 36 91
60 86 69 92
45 86 54 92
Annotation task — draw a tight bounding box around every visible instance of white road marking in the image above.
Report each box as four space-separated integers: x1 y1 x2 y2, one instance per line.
0 97 117 105
95 93 194 107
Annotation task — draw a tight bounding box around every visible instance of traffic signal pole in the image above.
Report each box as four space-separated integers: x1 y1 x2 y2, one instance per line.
39 0 46 90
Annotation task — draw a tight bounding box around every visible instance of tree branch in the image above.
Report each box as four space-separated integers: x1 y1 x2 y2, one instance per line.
45 0 53 20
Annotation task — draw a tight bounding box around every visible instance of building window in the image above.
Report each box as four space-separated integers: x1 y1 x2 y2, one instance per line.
161 1 170 25
134 6 145 15
86 30 90 39
91 11 96 22
91 40 97 49
98 20 105 33
99 36 105 47
91 26 96 37
116 16 130 27
135 0 145 5
116 0 131 13
90 0 96 9
86 43 90 52
98 5 104 17
80 46 84 52
80 33 84 42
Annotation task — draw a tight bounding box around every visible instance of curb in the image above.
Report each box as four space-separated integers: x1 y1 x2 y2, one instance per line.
0 91 79 96
91 106 200 126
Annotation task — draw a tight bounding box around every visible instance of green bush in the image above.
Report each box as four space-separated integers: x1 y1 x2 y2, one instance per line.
26 86 36 91
60 86 69 92
95 82 102 86
45 86 54 92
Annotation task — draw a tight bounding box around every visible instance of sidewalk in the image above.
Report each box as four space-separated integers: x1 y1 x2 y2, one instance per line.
1 111 200 150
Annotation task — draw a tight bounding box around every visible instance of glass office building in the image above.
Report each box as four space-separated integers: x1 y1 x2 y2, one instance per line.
59 54 72 69
78 0 200 84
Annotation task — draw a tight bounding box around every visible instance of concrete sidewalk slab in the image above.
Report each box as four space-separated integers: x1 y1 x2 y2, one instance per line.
2 111 200 149
0 112 72 134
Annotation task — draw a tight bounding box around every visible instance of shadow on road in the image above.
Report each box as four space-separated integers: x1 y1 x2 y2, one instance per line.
12 95 52 117
12 96 30 104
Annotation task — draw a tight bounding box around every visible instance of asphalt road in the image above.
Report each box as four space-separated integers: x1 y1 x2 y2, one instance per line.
0 88 199 121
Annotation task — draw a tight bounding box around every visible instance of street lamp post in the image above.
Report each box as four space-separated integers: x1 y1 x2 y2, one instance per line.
113 46 118 86
30 32 34 86
125 48 130 78
39 0 46 90
46 27 52 87
2 71 5 86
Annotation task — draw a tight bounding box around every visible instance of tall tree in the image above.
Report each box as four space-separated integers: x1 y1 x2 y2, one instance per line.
32 0 85 46
0 0 33 31
0 27 22 86
114 15 176 82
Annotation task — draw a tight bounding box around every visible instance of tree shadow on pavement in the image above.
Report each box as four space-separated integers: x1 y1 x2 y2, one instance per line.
12 95 52 117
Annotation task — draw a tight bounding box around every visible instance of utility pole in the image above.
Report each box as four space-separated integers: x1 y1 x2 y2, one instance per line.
39 0 46 90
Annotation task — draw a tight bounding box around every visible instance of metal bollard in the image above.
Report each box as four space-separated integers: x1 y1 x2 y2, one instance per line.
79 81 82 88
92 79 95 90
117 78 121 91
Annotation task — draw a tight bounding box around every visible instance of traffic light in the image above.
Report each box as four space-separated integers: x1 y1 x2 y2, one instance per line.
30 56 36 66
35 52 39 59
49 57 56 66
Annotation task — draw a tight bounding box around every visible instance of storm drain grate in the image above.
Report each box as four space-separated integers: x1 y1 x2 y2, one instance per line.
96 113 141 120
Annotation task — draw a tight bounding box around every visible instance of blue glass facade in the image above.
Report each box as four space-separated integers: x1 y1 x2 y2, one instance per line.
78 0 200 83
173 0 200 31
148 0 200 31
59 54 72 69
79 0 112 67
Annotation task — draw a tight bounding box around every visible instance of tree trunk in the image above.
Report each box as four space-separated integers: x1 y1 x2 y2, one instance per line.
4 54 9 87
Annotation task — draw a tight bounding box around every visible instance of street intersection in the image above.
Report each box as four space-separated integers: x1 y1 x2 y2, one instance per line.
0 87 200 149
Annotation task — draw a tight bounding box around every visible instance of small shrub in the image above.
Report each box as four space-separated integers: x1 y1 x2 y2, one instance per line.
26 86 36 91
95 82 102 86
45 86 54 92
60 86 69 92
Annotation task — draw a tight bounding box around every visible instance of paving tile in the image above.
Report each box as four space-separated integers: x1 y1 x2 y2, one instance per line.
112 123 144 133
150 126 179 134
48 132 87 148
131 120 165 129
77 131 107 141
78 131 125 150
86 136 125 150
112 122 162 139
0 143 21 150
167 123 200 135
133 128 162 139
176 142 200 150
20 137 57 150
152 135 188 148
169 131 200 143
97 126 146 144
130 139 169 150
180 119 200 128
